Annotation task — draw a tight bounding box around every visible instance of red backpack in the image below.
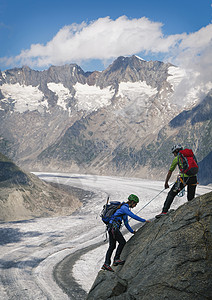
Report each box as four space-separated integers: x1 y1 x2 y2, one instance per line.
178 149 198 176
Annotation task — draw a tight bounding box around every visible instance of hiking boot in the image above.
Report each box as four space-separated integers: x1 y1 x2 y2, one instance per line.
155 212 167 219
101 263 114 272
113 259 125 266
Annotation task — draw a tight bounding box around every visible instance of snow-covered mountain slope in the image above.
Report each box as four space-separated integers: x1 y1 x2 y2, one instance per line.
0 56 211 182
1 55 208 116
1 83 48 113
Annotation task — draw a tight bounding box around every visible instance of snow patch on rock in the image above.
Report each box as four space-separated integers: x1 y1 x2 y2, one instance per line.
47 82 71 111
74 83 114 112
117 81 158 101
0 83 47 113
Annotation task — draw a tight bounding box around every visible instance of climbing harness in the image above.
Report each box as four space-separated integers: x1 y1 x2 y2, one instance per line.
103 221 122 242
176 176 199 197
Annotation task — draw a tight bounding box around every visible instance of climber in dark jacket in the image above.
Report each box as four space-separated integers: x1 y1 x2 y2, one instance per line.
101 194 150 272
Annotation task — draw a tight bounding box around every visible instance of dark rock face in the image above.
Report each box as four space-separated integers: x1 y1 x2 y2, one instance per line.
198 151 212 185
169 91 212 128
87 192 212 300
0 161 29 184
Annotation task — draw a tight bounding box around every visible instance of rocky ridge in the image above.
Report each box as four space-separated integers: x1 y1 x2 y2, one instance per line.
0 152 82 222
87 191 212 300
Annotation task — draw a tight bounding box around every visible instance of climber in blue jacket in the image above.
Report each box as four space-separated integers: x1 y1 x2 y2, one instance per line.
101 194 150 272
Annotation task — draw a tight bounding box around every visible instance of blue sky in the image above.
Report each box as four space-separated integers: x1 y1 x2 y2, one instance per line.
0 0 212 72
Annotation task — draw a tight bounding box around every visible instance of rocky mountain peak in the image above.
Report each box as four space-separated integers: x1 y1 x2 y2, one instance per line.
102 55 146 77
44 63 87 87
99 55 173 89
85 70 101 86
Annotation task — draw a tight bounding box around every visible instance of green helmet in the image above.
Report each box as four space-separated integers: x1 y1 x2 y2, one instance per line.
128 194 139 203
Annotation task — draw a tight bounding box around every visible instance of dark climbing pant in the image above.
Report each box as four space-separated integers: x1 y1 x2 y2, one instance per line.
162 176 197 213
105 228 126 266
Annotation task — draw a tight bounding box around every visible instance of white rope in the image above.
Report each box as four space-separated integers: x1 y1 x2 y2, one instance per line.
129 182 175 222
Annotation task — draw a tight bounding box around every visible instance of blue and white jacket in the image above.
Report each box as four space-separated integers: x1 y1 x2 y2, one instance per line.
109 203 146 233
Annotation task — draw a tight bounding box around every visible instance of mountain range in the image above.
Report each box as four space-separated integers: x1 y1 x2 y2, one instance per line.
0 55 211 183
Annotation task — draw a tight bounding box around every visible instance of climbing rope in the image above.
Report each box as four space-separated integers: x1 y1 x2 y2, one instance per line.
129 182 175 221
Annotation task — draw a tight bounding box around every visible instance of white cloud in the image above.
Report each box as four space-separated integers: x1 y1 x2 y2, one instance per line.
1 16 184 68
166 23 212 101
170 24 212 68
1 16 211 95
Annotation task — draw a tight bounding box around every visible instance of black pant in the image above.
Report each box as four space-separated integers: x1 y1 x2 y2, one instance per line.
105 228 126 266
162 176 197 213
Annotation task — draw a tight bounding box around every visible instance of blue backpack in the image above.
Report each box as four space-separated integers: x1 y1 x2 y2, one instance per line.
100 200 121 224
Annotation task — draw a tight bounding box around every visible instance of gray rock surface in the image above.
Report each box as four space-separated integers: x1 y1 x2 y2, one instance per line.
87 192 212 300
0 152 82 222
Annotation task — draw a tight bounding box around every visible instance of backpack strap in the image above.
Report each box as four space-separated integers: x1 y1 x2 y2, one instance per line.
177 153 183 174
110 202 126 224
